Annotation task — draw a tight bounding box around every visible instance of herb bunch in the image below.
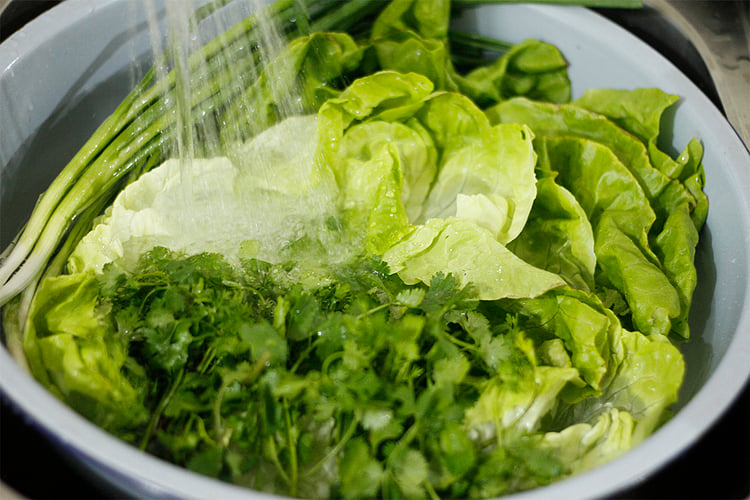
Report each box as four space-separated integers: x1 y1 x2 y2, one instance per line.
99 248 560 498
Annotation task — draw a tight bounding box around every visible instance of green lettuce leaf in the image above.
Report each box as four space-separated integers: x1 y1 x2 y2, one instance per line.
416 93 538 243
464 363 580 438
318 71 435 254
372 0 450 42
371 0 458 91
487 97 695 224
507 175 596 291
338 120 437 222
540 408 634 476
370 0 570 106
537 136 681 337
573 90 707 338
551 321 684 444
68 115 345 273
575 88 708 229
488 96 703 337
457 39 571 107
336 137 413 255
508 288 613 395
511 287 684 438
23 272 147 431
573 88 679 144
383 218 565 300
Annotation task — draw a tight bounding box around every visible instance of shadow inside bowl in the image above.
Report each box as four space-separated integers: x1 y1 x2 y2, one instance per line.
677 224 716 407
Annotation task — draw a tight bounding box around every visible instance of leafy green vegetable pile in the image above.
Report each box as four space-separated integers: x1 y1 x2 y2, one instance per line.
0 0 707 498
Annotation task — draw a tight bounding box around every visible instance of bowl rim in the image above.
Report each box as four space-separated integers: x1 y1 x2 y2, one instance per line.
0 0 120 70
1 1 749 499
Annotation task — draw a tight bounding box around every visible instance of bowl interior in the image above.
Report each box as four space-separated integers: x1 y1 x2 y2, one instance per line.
1 1 749 499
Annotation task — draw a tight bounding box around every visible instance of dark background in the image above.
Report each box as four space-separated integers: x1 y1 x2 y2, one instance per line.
1 1 748 499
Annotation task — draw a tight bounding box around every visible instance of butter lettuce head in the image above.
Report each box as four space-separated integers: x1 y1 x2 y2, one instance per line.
68 115 345 274
488 95 705 338
319 71 562 300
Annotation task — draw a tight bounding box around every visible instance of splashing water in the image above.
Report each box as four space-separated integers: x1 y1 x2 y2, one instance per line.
144 0 298 156
126 0 347 268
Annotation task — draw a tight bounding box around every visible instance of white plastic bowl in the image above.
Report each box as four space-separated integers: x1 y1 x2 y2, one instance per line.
1 1 749 498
